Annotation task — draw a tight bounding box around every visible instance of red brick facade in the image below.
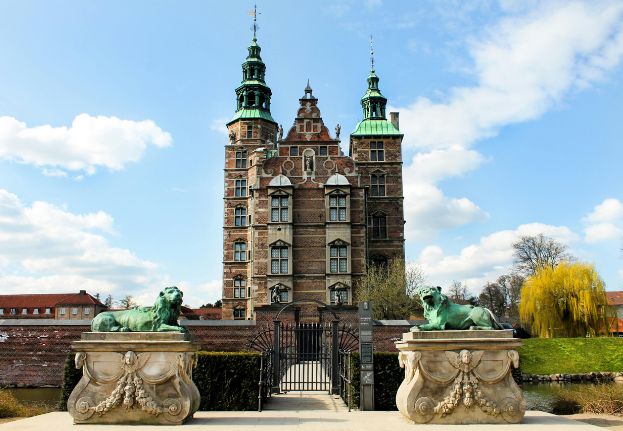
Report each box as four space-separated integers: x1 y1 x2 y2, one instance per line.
221 39 405 321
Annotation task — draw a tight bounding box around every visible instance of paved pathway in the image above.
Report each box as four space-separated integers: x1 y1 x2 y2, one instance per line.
263 391 350 412
0 411 605 430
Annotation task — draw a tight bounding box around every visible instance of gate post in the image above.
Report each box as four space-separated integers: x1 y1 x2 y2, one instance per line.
331 320 339 394
272 320 281 393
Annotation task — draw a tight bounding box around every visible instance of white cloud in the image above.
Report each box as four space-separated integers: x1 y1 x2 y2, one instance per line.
416 223 578 292
0 189 215 308
0 114 171 176
394 1 623 239
583 198 623 243
209 117 229 136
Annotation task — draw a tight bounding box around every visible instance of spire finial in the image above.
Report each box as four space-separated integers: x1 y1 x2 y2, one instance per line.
249 4 260 40
370 34 375 72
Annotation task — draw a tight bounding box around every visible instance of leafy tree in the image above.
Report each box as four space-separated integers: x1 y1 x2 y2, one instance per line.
104 294 113 308
519 262 612 337
512 234 571 276
214 300 222 308
118 295 137 309
358 259 424 320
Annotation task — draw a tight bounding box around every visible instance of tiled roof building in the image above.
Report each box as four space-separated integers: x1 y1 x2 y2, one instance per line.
221 35 405 320
0 290 106 320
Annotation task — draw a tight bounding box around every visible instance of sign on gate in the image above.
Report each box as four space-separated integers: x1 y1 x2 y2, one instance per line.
359 301 374 410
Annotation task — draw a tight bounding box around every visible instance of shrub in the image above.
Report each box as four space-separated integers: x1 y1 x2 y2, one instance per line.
0 391 46 418
59 351 263 412
558 384 623 415
347 352 402 411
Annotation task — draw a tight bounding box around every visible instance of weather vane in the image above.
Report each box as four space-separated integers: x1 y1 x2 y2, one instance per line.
370 34 375 71
249 4 260 39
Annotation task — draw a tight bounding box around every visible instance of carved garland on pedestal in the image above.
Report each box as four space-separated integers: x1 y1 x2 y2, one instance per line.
73 350 193 420
399 349 522 423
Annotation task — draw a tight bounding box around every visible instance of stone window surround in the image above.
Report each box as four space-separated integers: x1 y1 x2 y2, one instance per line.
234 178 247 197
269 193 290 223
370 171 387 197
325 188 350 223
326 239 351 274
235 149 247 169
233 307 246 319
269 240 291 275
234 277 246 298
328 282 350 305
233 240 247 262
270 283 290 304
234 206 247 227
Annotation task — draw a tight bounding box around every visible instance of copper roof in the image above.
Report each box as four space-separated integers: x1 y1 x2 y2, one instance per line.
0 291 104 309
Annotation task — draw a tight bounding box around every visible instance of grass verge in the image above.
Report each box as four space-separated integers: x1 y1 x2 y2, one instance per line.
518 337 623 375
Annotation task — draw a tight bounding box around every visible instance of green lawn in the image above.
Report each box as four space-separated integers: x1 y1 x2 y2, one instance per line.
518 337 623 375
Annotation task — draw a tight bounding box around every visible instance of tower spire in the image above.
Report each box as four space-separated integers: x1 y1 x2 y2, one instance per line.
370 34 375 72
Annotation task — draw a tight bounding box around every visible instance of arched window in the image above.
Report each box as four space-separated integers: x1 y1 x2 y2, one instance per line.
235 207 247 227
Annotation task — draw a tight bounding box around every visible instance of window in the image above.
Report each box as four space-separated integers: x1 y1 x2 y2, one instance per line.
0 308 3 315
235 207 247 226
59 307 66 315
72 307 79 315
33 308 39 315
234 242 246 261
329 194 347 221
330 245 348 273
233 308 246 319
271 246 289 274
370 174 386 197
330 289 348 305
235 150 247 168
10 308 16 315
290 146 299 157
270 196 289 222
319 146 328 156
246 124 253 139
370 141 385 161
21 308 27 315
84 307 90 315
45 308 52 315
234 179 247 197
371 214 387 239
234 278 246 298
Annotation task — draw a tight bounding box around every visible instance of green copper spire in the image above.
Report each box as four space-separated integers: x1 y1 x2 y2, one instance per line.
351 40 402 137
228 8 275 125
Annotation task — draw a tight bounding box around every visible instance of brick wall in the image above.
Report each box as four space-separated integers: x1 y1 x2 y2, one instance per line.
0 319 412 387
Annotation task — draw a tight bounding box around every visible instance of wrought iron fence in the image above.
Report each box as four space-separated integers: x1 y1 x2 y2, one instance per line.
338 349 354 411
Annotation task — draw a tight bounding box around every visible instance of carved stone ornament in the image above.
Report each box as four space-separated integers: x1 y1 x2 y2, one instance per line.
395 330 525 425
68 332 200 425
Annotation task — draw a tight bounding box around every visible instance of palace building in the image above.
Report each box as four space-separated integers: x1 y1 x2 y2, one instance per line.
221 34 405 320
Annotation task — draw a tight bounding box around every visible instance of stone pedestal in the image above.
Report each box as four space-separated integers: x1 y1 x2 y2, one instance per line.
67 332 200 425
395 330 525 425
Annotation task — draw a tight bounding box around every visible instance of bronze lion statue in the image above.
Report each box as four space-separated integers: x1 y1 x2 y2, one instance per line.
91 286 186 332
411 286 502 331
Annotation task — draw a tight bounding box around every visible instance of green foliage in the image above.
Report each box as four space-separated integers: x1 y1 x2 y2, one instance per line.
58 353 83 411
359 260 424 319
518 337 623 375
193 352 261 411
520 262 612 337
59 351 263 412
347 352 402 410
0 390 46 418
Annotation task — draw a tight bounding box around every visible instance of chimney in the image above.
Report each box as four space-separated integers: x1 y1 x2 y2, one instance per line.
79 289 86 295
390 112 399 130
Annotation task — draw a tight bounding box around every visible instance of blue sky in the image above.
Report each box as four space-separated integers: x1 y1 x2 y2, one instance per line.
0 1 622 307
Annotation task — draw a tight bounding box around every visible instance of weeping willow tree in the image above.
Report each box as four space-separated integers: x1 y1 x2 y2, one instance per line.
519 262 612 337
358 259 424 320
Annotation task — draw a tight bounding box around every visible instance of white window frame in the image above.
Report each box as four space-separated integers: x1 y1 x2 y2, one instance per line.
235 206 247 226
234 278 246 298
234 242 246 262
329 194 347 221
270 245 289 274
270 195 289 222
59 307 66 315
329 245 348 273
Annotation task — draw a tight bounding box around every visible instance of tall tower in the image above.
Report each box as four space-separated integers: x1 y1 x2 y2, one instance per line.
222 32 278 320
350 64 405 267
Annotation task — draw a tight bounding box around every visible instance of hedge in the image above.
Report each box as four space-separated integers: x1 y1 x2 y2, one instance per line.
59 351 263 411
346 352 402 411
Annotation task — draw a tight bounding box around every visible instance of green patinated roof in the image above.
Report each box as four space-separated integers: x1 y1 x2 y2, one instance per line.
351 119 402 136
227 108 276 125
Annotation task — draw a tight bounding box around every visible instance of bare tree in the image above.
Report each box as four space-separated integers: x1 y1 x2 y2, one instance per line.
478 282 506 319
512 234 571 276
104 294 113 308
447 280 468 303
118 295 137 309
496 274 524 323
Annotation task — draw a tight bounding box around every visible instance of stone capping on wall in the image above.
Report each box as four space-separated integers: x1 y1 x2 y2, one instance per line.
0 319 256 327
